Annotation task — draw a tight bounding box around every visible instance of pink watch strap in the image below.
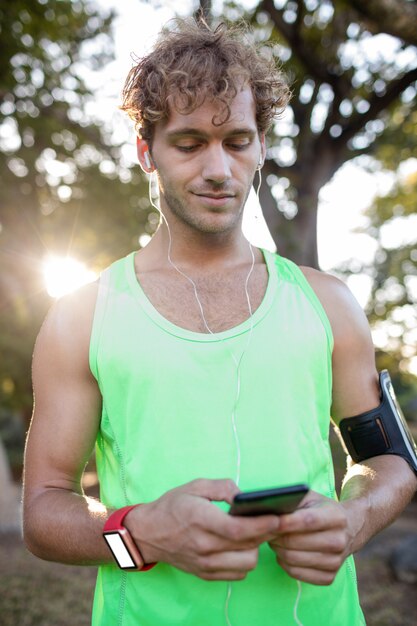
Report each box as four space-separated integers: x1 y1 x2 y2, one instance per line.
104 505 138 531
104 505 157 571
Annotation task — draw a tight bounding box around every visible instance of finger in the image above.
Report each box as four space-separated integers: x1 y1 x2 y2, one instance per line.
219 513 280 546
275 547 345 573
270 528 348 554
198 510 280 551
182 511 279 558
276 564 340 586
277 504 346 534
184 478 240 504
196 547 259 576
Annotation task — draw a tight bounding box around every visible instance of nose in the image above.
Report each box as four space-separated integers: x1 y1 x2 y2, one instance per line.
201 144 232 184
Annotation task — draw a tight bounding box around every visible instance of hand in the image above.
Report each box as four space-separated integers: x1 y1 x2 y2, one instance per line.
125 478 280 581
268 491 354 586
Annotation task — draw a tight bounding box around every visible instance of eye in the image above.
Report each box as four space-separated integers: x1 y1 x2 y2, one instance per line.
175 144 200 152
229 143 249 150
227 139 251 151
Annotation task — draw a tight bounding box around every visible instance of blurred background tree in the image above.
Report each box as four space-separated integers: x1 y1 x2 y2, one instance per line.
0 0 151 468
345 0 417 47
234 0 417 268
214 0 417 420
1 0 416 471
346 169 417 416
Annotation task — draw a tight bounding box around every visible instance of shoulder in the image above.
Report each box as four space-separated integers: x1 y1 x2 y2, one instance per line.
299 265 373 350
299 266 355 311
40 280 99 339
34 281 99 375
300 266 379 418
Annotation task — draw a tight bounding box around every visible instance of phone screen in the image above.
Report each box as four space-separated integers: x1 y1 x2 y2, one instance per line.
229 484 309 516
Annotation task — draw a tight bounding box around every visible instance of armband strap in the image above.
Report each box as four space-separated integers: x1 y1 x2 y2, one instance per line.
339 370 417 475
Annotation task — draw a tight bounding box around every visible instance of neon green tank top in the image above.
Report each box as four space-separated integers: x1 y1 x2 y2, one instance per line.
90 249 365 626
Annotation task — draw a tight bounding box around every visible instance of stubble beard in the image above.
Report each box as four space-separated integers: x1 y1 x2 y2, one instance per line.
157 175 255 236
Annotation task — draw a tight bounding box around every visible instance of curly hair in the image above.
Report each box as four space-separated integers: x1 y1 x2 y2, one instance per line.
120 17 290 145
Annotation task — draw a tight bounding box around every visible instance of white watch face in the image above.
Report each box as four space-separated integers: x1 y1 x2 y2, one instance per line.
104 532 136 569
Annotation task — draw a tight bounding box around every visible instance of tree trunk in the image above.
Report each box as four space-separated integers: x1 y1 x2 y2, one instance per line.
259 130 346 268
260 179 319 267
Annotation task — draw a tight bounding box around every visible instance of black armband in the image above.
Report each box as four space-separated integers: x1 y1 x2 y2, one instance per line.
339 370 417 475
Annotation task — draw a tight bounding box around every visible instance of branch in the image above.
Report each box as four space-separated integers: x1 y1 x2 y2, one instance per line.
322 90 344 137
337 65 417 145
196 0 212 25
291 80 320 131
294 0 305 33
259 0 351 96
345 0 417 47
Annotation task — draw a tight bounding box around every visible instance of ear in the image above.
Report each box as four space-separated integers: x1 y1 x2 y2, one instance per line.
137 137 155 173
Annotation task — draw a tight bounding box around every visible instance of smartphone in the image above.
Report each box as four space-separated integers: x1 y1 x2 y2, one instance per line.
229 483 309 516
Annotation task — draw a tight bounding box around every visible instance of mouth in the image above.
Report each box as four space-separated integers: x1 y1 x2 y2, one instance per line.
193 192 235 199
191 191 236 208
192 193 235 208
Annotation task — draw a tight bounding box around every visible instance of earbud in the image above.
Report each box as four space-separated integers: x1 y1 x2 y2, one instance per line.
257 160 263 170
144 151 153 170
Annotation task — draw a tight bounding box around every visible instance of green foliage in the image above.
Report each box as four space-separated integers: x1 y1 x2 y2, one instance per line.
337 166 417 416
369 100 417 171
376 351 417 425
0 0 151 423
365 172 417 396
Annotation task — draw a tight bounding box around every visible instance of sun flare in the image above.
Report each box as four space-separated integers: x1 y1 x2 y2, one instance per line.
43 256 97 298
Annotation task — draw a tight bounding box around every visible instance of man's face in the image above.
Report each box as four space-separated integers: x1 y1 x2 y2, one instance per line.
150 88 265 236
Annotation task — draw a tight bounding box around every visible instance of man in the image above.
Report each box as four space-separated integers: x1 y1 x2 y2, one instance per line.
23 18 416 626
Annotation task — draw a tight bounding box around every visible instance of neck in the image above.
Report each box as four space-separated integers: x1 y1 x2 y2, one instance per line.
143 222 254 272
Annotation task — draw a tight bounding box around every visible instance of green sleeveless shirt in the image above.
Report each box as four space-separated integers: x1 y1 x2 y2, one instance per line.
90 249 365 626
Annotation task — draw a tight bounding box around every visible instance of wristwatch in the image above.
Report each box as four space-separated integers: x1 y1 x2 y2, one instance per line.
103 505 156 571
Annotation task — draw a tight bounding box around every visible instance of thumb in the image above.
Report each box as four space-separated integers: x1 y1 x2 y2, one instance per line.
297 490 326 509
185 478 240 504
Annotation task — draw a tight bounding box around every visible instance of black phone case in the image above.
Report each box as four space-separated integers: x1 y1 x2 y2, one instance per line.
229 484 309 516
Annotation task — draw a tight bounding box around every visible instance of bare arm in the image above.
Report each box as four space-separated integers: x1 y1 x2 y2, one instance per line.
316 270 417 551
23 283 280 578
268 269 417 585
23 282 110 564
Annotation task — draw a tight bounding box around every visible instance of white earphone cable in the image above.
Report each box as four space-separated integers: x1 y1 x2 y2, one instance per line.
146 167 303 626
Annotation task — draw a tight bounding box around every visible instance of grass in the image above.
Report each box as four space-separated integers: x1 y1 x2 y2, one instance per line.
1 533 96 626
